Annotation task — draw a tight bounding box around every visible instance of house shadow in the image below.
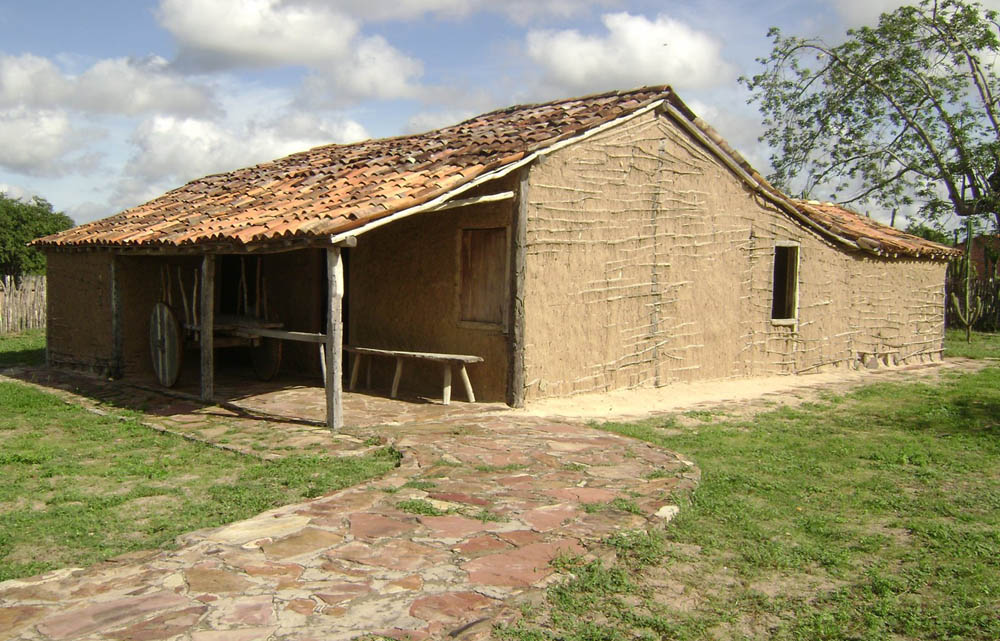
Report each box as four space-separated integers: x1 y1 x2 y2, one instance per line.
0 345 46 369
1 355 502 431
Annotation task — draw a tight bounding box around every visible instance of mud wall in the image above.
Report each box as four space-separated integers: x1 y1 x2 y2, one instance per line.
46 251 114 374
521 109 947 400
348 177 516 402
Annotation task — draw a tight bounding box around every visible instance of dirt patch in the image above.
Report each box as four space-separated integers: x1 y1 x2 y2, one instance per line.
519 358 992 424
747 571 845 600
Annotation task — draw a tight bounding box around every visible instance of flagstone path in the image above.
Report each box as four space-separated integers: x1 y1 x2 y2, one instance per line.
0 377 698 641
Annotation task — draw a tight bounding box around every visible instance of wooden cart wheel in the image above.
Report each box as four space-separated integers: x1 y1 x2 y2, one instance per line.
149 302 182 387
252 337 282 381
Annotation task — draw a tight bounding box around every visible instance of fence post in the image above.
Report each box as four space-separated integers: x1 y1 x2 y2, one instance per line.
0 274 47 335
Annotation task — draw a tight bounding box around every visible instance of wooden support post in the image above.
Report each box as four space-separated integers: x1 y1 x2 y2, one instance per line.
110 255 123 379
391 358 403 398
442 365 452 405
200 254 215 402
349 353 362 391
458 365 475 403
318 343 327 386
506 170 528 407
326 247 344 430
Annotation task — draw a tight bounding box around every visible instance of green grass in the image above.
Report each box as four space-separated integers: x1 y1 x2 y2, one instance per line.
396 498 445 516
502 364 1000 641
0 380 400 581
944 328 1000 359
0 328 46 367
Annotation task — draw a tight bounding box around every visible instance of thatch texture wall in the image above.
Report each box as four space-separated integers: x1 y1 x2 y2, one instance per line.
521 110 946 400
47 252 114 374
349 178 516 402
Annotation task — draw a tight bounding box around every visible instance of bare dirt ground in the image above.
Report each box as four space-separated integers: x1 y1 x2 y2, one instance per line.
517 358 993 426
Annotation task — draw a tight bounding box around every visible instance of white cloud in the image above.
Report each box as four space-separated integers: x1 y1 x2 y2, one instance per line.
405 108 476 133
159 0 359 69
0 182 33 201
0 108 102 176
158 0 425 102
829 0 1000 27
0 53 216 117
526 12 736 95
124 112 368 184
299 35 425 105
75 57 216 116
329 0 620 23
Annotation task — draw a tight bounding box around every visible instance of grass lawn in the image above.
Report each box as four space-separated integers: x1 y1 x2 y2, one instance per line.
943 328 1000 359
503 340 1000 640
0 331 400 582
0 328 46 367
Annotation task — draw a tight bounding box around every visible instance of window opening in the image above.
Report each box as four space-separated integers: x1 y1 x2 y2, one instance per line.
771 245 799 321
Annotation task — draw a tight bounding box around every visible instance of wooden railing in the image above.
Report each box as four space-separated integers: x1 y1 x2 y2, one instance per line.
0 274 46 334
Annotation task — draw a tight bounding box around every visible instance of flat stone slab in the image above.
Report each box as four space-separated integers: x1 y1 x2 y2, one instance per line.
462 540 586 587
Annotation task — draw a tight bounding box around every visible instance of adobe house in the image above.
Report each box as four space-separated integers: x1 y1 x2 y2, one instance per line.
34 86 960 429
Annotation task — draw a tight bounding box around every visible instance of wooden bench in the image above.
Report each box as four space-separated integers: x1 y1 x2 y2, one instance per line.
344 347 483 405
857 349 900 369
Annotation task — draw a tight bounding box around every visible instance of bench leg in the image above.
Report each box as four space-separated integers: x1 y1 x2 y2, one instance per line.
442 365 452 405
319 343 327 386
391 357 403 398
349 353 362 391
458 365 475 403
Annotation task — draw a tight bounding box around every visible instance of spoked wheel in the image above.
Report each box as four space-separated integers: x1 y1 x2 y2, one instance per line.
149 302 182 387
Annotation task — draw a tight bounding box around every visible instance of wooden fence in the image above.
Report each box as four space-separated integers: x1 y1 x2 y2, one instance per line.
0 275 46 334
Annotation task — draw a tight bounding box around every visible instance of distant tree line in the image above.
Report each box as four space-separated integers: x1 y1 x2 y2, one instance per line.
0 193 73 284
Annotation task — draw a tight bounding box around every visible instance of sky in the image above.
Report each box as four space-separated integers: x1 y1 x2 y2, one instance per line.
0 0 977 227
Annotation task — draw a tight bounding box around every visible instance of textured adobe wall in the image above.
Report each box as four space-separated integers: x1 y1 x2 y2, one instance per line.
348 177 516 402
521 110 947 400
46 251 114 374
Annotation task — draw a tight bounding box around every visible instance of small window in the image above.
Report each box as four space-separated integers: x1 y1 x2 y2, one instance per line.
459 227 507 326
771 244 799 321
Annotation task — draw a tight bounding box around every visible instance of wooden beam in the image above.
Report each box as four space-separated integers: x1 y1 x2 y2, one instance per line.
229 327 327 343
458 365 476 403
427 191 515 213
442 365 452 406
110 255 123 379
506 171 528 408
325 247 344 431
332 235 358 248
200 254 215 402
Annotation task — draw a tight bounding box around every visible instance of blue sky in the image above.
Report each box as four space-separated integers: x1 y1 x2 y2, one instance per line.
0 0 954 225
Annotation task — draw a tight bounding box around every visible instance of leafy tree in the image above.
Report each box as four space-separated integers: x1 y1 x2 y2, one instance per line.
0 193 73 283
743 0 1000 231
904 221 954 245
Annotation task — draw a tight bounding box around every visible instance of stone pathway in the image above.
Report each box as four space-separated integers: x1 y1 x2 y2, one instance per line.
0 378 698 641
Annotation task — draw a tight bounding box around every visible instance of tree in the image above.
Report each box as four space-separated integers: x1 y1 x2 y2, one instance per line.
0 193 73 283
904 221 954 245
743 0 1000 232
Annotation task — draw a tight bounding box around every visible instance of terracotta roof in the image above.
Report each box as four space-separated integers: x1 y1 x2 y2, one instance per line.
793 200 961 259
35 84 958 261
35 86 676 249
